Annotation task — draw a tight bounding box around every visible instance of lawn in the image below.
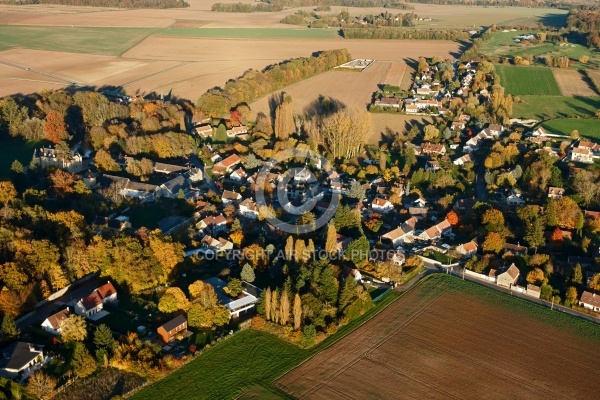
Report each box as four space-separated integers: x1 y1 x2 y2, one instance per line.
0 25 158 56
125 201 172 230
541 118 600 138
512 95 600 119
495 64 561 96
0 138 47 178
481 30 599 69
161 28 340 39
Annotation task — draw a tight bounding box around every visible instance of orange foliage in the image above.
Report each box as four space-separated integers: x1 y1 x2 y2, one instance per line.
446 210 459 226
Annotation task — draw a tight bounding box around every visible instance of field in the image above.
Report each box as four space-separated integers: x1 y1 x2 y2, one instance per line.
552 69 598 97
277 275 600 400
512 95 600 119
480 30 599 69
162 28 339 39
382 61 408 87
495 64 561 96
542 118 600 138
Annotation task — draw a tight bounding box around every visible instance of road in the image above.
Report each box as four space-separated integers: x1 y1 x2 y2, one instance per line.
474 161 487 200
189 152 220 195
16 276 101 330
0 60 80 87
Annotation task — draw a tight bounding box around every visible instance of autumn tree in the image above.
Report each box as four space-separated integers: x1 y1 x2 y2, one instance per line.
279 290 290 326
0 314 20 342
293 293 302 330
556 197 581 229
446 210 459 226
570 263 583 285
270 290 279 323
241 263 255 283
482 208 505 233
526 267 546 285
274 94 294 140
158 287 191 313
243 244 268 270
94 149 121 172
60 315 88 342
27 371 57 399
0 181 16 205
224 278 243 297
265 287 272 321
482 232 505 254
404 255 423 269
565 286 578 307
188 280 218 308
589 273 600 292
550 227 564 247
70 342 96 378
44 110 69 143
149 230 183 282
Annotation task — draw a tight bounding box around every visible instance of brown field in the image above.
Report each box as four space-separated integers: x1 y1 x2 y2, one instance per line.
277 276 600 400
553 69 598 96
382 61 408 87
585 69 600 91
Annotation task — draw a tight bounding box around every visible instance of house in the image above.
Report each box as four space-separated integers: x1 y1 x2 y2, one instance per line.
456 240 478 258
548 187 565 199
336 234 353 252
107 216 131 232
120 180 159 202
374 97 400 108
570 147 593 164
226 125 248 138
372 198 394 213
41 308 70 335
185 167 204 183
205 277 259 318
579 291 600 312
453 154 472 166
464 134 481 152
454 197 477 211
157 315 188 344
504 243 528 255
584 210 600 221
197 214 227 235
159 175 190 199
425 160 440 172
193 124 213 138
419 219 452 241
201 235 233 253
481 124 503 138
239 198 259 219
506 190 526 206
33 147 84 173
408 207 428 219
154 162 188 175
82 170 99 189
526 284 541 299
221 190 242 205
73 282 117 318
531 127 548 137
577 140 600 157
212 154 241 175
451 121 465 131
381 217 417 247
420 142 446 156
230 167 247 182
497 263 520 287
0 342 44 379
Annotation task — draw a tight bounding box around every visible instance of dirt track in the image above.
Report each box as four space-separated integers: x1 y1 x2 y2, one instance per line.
277 276 600 400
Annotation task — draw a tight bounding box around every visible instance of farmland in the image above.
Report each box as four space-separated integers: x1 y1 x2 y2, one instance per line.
495 64 561 96
552 69 598 97
162 28 339 39
512 95 600 119
277 274 600 400
0 139 46 179
541 118 600 139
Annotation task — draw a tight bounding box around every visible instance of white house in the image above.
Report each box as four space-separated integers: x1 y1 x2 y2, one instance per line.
456 240 477 259
226 125 248 138
506 190 526 206
453 154 472 166
548 187 565 199
205 277 259 319
221 190 242 205
33 147 84 173
230 167 247 182
570 147 594 164
41 308 70 335
381 217 417 247
579 291 600 312
201 235 233 253
0 342 44 379
419 219 452 241
372 198 394 213
193 124 213 138
73 282 117 319
425 160 440 172
197 214 227 235
239 198 259 219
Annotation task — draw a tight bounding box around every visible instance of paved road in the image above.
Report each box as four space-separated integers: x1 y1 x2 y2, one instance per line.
16 276 101 330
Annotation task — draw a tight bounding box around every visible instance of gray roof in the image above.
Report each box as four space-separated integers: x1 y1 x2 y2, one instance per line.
161 175 188 194
0 342 43 371
205 277 232 305
155 162 188 174
159 315 187 333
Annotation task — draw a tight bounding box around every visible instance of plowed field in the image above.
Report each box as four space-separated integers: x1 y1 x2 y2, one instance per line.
277 275 600 400
553 69 597 96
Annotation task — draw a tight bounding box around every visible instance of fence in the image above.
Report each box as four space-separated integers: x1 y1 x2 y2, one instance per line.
464 269 496 283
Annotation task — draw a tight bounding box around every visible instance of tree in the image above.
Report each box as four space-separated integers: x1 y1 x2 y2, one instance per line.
589 273 600 292
0 314 20 342
550 227 564 247
526 268 546 285
339 276 357 311
302 324 316 346
482 232 505 254
482 209 505 232
70 342 96 378
0 181 17 205
93 324 114 351
61 315 87 342
243 244 268 270
270 290 279 323
347 180 365 200
570 263 583 285
293 293 302 330
524 218 545 249
274 94 294 140
94 149 120 172
545 199 558 227
44 110 69 143
345 236 370 265
279 290 290 326
565 286 578 307
158 287 191 313
241 263 255 283
149 230 184 282
325 223 338 255
225 278 243 297
265 287 272 321
188 280 218 308
423 125 440 142
404 255 423 269
446 211 459 226
27 371 57 399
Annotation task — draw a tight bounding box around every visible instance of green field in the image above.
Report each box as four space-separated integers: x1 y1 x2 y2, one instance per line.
0 139 47 179
481 30 599 69
162 28 340 39
0 25 157 56
126 202 172 230
542 118 600 139
512 95 600 119
495 64 561 96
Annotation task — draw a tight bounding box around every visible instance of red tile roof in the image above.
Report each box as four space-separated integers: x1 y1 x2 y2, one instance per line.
96 282 117 300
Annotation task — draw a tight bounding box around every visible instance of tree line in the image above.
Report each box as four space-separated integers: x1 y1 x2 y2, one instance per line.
197 49 351 117
3 0 189 8
341 27 471 40
567 6 600 48
211 2 284 12
403 0 574 8
265 0 414 9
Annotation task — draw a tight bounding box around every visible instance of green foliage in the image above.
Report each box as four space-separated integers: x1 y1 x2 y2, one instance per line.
93 324 115 351
214 124 227 143
318 267 339 305
0 314 19 343
241 263 255 283
345 236 370 265
225 278 243 297
495 65 561 96
301 324 317 346
70 342 97 378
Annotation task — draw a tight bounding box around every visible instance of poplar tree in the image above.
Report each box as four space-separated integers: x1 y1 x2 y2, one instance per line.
293 293 302 330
